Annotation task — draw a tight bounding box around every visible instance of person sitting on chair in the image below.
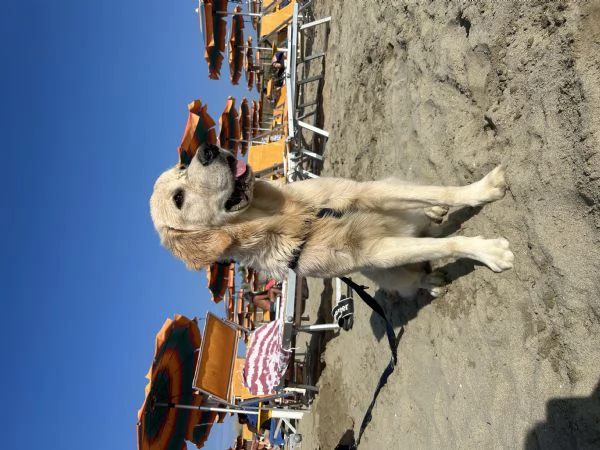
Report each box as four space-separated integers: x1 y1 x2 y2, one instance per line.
243 285 282 313
271 51 286 87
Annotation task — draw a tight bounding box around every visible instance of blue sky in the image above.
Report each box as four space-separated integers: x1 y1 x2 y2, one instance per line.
2 1 256 448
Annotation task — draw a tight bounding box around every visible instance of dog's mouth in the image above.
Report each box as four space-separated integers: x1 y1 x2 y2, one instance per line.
225 157 253 212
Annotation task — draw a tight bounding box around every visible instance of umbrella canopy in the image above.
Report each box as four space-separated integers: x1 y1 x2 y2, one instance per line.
137 315 217 450
228 5 244 85
218 96 241 157
178 100 217 166
239 98 251 155
200 0 228 80
245 36 255 91
207 261 234 303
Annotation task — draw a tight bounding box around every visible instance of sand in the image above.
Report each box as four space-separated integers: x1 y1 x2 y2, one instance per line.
294 1 600 448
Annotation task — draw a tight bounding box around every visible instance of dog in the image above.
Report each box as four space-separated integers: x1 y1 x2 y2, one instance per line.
150 143 514 297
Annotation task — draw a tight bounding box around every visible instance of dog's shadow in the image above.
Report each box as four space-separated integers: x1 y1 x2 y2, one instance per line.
369 206 484 341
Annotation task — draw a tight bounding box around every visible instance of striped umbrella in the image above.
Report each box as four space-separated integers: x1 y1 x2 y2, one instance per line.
242 319 290 395
207 261 234 303
244 36 255 91
218 96 241 157
199 0 228 80
178 100 217 167
228 5 244 85
137 315 217 450
238 97 251 155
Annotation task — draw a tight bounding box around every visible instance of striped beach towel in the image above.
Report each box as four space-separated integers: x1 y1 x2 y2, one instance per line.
242 319 290 395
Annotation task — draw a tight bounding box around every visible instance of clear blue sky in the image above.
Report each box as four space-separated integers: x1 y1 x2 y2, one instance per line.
2 1 256 448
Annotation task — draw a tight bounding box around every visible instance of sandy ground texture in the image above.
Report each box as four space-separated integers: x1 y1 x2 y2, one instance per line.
294 1 600 449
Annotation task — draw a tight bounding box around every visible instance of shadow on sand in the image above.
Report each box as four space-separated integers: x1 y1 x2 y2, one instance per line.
524 380 600 449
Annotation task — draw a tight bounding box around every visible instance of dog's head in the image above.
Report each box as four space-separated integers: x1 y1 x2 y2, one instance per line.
150 143 254 269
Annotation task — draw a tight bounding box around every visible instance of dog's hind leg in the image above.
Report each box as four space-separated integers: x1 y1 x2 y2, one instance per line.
424 206 449 224
362 264 447 298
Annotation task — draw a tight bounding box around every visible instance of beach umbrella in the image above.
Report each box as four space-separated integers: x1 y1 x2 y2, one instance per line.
245 36 255 91
228 5 244 85
250 100 259 139
257 99 263 132
239 98 251 155
218 96 241 157
254 50 263 92
249 0 259 30
199 0 228 80
207 261 234 303
178 99 217 167
137 315 217 450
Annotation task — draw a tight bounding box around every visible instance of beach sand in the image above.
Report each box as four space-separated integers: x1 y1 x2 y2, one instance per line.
294 1 600 448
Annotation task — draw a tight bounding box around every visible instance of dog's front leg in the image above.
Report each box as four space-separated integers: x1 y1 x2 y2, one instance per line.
359 236 514 273
285 166 507 211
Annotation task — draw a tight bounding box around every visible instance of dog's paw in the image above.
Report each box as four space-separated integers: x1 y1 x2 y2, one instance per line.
425 206 449 224
475 165 507 204
473 237 514 272
423 271 447 297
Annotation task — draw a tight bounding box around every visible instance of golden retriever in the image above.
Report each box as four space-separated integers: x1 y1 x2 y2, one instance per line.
150 143 513 297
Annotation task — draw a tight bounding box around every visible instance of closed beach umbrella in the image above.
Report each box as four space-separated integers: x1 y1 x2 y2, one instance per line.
250 100 259 139
254 50 262 93
207 262 234 303
218 96 241 157
199 0 228 80
239 97 251 155
178 100 217 167
249 0 259 30
228 5 244 85
137 315 217 450
245 36 255 91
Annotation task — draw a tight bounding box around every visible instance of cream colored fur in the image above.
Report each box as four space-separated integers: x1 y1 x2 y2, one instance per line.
150 145 514 297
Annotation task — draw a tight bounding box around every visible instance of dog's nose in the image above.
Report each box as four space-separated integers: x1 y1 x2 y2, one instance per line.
196 143 220 166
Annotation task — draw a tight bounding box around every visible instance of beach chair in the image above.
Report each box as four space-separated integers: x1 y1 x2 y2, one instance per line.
259 0 296 43
191 312 310 445
248 138 287 179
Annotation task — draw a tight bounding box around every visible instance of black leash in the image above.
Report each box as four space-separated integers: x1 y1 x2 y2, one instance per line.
286 207 404 447
339 277 404 448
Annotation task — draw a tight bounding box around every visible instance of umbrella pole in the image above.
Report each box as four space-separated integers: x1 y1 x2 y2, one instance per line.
157 402 260 415
156 402 305 415
239 45 288 52
216 11 262 17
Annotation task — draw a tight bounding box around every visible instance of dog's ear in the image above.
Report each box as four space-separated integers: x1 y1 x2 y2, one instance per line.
161 227 233 270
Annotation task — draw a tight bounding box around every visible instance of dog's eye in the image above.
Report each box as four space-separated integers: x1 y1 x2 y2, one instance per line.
173 189 185 210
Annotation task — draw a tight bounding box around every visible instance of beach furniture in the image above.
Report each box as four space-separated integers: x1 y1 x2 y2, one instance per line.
188 312 309 444
198 0 228 79
229 5 245 85
137 315 217 450
239 97 251 155
259 0 296 43
207 261 234 303
218 96 242 156
248 139 287 179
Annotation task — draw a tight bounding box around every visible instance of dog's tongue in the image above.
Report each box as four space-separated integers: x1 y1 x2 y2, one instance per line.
235 160 247 177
